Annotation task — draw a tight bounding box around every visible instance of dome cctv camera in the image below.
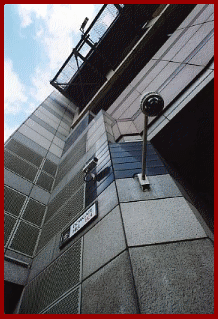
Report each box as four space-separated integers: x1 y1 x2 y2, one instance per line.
140 92 164 116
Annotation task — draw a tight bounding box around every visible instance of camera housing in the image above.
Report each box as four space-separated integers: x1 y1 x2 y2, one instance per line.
140 92 164 116
83 157 98 174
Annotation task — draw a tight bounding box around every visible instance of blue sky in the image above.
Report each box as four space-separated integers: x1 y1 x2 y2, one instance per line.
4 4 103 142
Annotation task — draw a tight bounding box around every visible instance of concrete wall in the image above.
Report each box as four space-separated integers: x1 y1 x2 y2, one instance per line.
15 110 213 314
5 4 214 314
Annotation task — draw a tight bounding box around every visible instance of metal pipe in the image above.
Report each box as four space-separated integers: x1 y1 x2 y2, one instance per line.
141 114 148 180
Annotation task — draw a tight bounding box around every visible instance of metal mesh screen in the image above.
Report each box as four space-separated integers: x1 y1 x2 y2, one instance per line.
36 171 54 192
52 5 120 88
4 150 38 182
37 186 84 253
4 186 26 217
42 159 57 177
45 170 84 224
42 287 80 314
89 4 119 43
9 221 40 256
4 213 17 246
5 139 43 167
54 134 87 187
22 199 46 227
19 239 82 314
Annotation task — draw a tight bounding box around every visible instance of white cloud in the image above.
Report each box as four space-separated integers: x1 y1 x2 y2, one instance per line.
30 67 54 102
19 4 95 72
46 4 95 71
26 4 97 104
17 4 97 104
5 5 100 140
4 59 28 114
18 4 48 28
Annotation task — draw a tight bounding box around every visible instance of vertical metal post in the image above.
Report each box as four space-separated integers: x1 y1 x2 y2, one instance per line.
141 114 148 180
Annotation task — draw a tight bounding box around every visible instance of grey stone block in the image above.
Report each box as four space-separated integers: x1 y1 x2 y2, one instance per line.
82 206 126 279
4 260 30 285
186 200 214 242
4 169 33 196
111 90 140 119
172 21 214 64
120 197 206 247
30 186 51 205
116 174 182 203
178 4 213 30
81 251 139 314
135 60 169 93
52 182 118 261
129 239 214 314
189 35 214 67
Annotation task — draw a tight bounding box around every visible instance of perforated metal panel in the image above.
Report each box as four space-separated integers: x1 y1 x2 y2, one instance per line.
9 221 40 256
4 186 26 217
54 134 86 187
19 239 82 314
42 287 80 314
36 171 54 192
5 139 43 167
4 150 38 182
42 159 57 177
4 213 17 246
45 170 84 224
37 186 84 253
22 199 46 227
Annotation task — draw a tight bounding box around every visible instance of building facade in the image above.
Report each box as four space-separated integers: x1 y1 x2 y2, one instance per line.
4 4 214 314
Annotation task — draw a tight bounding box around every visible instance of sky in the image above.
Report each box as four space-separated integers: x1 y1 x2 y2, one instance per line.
4 4 103 142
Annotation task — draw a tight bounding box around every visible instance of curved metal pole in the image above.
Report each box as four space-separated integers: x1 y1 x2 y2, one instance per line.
142 114 148 180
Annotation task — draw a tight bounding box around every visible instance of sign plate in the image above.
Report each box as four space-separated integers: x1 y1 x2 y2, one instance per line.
60 202 98 248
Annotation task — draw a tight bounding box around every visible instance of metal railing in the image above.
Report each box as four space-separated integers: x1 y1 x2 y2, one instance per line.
50 4 123 91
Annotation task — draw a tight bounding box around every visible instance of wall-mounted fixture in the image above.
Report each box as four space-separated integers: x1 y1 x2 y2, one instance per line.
80 17 89 34
83 157 98 182
137 92 164 190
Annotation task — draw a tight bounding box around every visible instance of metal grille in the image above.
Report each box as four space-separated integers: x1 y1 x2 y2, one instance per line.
54 134 87 187
19 239 82 314
9 221 40 256
51 5 120 88
42 287 80 314
36 171 54 192
4 150 38 183
89 4 120 43
5 139 43 167
37 186 84 253
4 186 26 217
22 199 46 227
42 159 57 177
45 170 84 224
4 213 17 246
